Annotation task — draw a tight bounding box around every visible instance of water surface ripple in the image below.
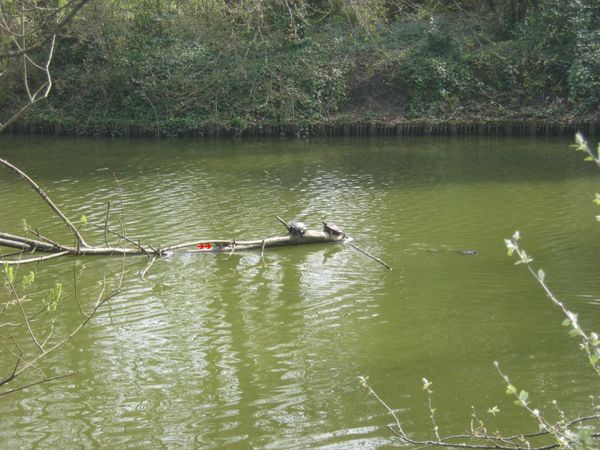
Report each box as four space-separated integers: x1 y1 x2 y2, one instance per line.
1 136 599 448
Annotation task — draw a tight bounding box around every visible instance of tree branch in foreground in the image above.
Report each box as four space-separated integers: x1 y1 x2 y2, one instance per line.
0 258 124 395
0 1 92 133
359 375 599 450
359 134 600 450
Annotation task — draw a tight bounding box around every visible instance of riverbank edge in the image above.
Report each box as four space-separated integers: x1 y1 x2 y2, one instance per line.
4 118 599 138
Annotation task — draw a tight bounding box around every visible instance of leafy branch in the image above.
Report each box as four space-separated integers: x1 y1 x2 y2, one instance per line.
360 133 600 449
504 231 600 375
0 259 124 395
360 373 599 449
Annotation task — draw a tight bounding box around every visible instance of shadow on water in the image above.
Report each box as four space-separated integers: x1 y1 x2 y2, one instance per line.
0 135 595 186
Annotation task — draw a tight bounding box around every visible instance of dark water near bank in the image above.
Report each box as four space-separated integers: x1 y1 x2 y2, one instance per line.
1 136 599 448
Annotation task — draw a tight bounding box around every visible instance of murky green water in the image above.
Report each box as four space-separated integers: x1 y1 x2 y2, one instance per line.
1 135 599 448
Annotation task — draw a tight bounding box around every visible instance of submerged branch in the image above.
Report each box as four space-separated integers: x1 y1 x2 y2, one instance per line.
0 373 72 397
347 242 392 270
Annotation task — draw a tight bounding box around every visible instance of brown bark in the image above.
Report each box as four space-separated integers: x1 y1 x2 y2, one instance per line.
168 230 346 253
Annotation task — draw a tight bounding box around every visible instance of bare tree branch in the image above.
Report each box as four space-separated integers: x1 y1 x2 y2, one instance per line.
3 268 43 352
0 0 92 59
0 272 123 392
0 251 71 266
0 33 56 132
359 375 597 450
0 373 72 397
0 158 90 248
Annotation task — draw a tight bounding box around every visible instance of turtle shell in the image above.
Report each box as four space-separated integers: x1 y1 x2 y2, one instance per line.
289 221 307 234
323 221 344 235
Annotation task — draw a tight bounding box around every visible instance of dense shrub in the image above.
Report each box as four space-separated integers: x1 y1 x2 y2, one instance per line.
569 30 600 113
4 0 599 134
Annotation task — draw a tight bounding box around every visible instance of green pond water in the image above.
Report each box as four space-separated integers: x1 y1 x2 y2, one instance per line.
1 135 599 448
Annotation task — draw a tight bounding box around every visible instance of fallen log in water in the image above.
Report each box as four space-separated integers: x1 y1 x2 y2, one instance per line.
1 158 391 271
166 230 391 270
167 230 348 254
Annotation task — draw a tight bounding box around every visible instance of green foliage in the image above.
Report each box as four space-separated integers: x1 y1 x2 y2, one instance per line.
568 29 600 112
361 135 600 450
2 264 35 291
374 17 480 115
6 0 599 134
520 0 594 107
504 134 600 378
21 271 35 290
3 263 15 286
43 282 62 312
40 22 349 135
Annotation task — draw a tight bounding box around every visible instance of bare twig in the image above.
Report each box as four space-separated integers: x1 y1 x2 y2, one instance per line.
0 32 56 132
72 262 89 319
359 374 597 450
1 251 70 265
0 283 122 390
359 376 406 438
275 215 290 230
89 222 151 257
0 0 92 59
347 242 392 270
495 362 583 448
505 231 600 375
103 201 111 247
0 159 90 248
113 172 127 243
40 322 55 348
422 378 441 442
1 244 126 395
0 373 72 397
2 269 43 351
141 255 158 280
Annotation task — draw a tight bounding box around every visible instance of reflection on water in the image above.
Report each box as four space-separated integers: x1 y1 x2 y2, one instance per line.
1 136 600 448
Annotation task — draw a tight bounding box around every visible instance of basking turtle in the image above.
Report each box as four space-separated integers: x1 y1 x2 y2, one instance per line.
322 221 346 238
288 221 307 236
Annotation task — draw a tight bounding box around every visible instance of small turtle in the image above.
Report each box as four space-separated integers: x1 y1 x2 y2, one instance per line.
455 249 478 256
322 221 346 237
288 221 307 236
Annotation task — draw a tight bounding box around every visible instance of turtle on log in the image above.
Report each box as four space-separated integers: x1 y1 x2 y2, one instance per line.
323 221 346 238
288 221 307 236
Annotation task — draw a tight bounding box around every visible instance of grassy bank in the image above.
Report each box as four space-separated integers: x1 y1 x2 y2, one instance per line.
2 1 599 137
